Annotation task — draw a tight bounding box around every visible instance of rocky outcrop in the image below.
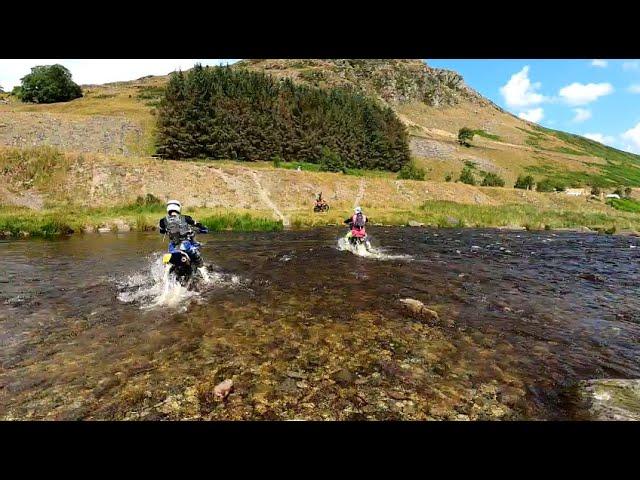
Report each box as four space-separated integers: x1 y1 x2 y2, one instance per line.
577 379 640 420
236 59 493 109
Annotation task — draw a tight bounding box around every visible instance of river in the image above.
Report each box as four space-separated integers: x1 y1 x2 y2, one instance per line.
1 228 639 420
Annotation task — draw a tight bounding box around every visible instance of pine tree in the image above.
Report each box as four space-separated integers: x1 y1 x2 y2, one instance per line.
156 66 411 171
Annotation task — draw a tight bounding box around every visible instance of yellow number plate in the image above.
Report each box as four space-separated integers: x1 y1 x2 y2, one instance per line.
162 253 172 264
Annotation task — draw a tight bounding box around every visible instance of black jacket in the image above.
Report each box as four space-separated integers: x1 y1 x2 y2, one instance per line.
158 215 203 234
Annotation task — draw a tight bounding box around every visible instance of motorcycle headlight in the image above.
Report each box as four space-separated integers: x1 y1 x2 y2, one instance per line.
162 254 172 264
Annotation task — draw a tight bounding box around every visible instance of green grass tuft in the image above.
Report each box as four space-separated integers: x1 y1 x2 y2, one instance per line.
198 213 283 232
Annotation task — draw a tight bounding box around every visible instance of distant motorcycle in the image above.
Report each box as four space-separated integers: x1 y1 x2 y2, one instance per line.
313 201 329 213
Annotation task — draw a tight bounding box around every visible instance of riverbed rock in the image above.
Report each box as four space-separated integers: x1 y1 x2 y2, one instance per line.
496 225 527 231
213 379 234 400
97 226 111 233
332 368 355 386
399 298 452 326
114 220 131 232
577 379 640 420
408 220 425 227
578 272 604 283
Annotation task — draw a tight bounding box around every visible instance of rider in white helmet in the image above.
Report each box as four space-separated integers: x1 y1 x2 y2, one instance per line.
159 200 207 266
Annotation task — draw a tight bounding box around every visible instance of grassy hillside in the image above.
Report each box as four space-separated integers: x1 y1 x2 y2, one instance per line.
3 59 636 188
2 146 639 237
2 59 640 236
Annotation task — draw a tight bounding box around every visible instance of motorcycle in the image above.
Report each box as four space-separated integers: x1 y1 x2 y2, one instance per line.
345 229 372 251
313 201 329 213
162 228 208 286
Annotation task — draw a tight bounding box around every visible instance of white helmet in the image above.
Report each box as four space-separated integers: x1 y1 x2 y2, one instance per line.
167 199 181 214
354 206 362 214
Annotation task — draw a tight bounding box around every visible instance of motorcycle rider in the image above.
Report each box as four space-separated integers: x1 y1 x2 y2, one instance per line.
315 192 327 210
344 206 368 243
159 199 208 267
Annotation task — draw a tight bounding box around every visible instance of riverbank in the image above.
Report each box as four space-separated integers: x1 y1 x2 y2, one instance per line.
0 206 284 238
1 200 638 238
3 146 640 237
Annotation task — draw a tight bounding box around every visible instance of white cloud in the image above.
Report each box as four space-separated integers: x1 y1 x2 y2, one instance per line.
628 84 640 94
622 122 640 152
558 82 613 105
500 66 546 108
518 108 544 123
572 108 592 123
0 59 240 90
584 133 615 145
623 61 640 72
591 59 608 68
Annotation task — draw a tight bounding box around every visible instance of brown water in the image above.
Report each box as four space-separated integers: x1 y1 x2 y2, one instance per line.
1 228 639 420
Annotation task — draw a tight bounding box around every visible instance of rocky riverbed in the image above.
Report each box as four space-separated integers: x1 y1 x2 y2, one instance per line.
1 228 639 420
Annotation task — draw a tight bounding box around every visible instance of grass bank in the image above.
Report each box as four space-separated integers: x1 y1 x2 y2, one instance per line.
2 199 639 238
285 199 637 234
0 204 284 238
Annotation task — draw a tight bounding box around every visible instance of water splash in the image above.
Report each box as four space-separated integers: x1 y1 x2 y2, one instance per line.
116 253 243 311
336 236 412 261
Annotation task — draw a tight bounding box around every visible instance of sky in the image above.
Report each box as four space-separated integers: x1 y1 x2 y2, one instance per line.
428 59 640 154
2 58 640 154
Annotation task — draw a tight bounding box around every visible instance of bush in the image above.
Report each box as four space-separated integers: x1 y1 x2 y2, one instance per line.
458 167 476 185
536 179 556 192
534 178 566 192
135 193 163 206
514 174 535 190
591 185 601 196
271 155 283 168
625 187 633 198
458 127 475 147
397 162 425 180
319 147 346 173
481 172 505 187
444 173 452 182
613 186 624 196
17 64 82 104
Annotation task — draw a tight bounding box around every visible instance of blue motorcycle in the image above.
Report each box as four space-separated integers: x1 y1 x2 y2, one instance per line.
162 227 208 286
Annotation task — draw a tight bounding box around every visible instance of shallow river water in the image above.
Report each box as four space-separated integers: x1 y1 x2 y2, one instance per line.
1 228 639 420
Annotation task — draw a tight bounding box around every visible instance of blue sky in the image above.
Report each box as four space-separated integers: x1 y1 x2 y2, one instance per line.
427 59 640 154
2 59 640 154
